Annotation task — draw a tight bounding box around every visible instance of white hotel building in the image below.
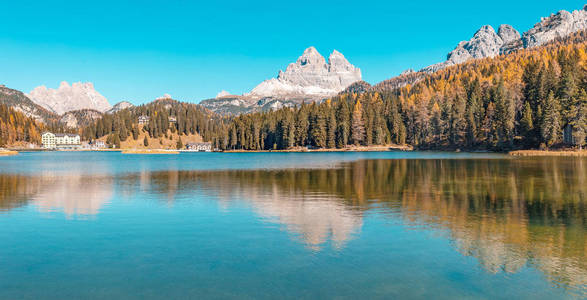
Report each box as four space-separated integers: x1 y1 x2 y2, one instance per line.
42 132 81 150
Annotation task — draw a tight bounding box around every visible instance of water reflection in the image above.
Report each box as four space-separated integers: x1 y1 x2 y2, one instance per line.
0 157 585 292
0 172 113 217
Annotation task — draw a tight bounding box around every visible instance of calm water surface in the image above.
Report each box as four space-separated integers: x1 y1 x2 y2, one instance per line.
0 152 585 299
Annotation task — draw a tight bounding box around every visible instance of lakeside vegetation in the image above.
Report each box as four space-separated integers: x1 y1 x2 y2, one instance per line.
81 32 587 153
3 33 587 154
509 150 587 156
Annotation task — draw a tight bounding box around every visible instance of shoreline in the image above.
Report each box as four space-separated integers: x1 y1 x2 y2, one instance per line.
121 149 179 154
509 150 587 157
224 145 413 153
0 150 18 156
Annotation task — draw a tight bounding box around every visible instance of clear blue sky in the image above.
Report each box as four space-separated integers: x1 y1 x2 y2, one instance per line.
0 1 583 105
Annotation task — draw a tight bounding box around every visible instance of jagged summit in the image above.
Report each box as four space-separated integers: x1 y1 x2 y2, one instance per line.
200 47 362 115
249 47 361 97
421 5 587 73
27 81 111 115
107 101 134 114
522 6 587 48
216 90 231 98
423 25 520 72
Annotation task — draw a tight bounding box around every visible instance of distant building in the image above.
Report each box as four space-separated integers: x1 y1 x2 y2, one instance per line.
88 140 106 149
186 142 212 152
42 132 81 150
138 115 149 125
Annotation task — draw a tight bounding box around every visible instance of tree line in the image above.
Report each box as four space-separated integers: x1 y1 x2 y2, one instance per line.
81 31 587 151
0 104 68 147
82 99 224 148
210 32 587 151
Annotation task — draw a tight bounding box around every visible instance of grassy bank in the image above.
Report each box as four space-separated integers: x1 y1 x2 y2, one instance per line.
509 150 587 157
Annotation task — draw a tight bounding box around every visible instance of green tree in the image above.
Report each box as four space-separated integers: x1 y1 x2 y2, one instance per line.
351 100 365 145
570 89 587 149
541 91 562 147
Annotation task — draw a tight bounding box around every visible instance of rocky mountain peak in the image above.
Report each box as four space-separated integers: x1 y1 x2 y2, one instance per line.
298 46 325 64
216 90 231 98
328 50 355 73
421 5 587 73
249 47 361 97
27 81 111 115
522 6 587 48
107 101 134 114
446 25 503 65
202 47 362 114
497 24 521 44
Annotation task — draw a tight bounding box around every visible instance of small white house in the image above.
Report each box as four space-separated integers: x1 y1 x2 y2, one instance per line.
186 142 212 152
138 115 149 125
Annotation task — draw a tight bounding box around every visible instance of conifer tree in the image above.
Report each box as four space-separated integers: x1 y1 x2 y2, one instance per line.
570 89 587 149
351 100 365 145
327 109 337 148
541 91 562 147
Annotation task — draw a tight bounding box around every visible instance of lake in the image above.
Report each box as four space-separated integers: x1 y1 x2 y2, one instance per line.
0 152 585 299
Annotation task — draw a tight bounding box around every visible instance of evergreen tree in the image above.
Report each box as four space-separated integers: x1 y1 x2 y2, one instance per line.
520 101 534 146
327 109 337 148
570 89 587 149
351 100 365 145
336 100 350 148
541 91 562 147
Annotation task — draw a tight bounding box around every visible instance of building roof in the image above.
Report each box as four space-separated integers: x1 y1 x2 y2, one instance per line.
42 132 79 137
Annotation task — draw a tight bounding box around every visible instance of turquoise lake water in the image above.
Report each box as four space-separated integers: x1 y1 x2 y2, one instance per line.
0 152 585 299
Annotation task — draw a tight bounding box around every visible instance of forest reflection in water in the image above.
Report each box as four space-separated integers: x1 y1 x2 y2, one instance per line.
0 157 585 293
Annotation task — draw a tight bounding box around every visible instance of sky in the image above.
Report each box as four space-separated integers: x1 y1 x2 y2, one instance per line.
0 0 584 105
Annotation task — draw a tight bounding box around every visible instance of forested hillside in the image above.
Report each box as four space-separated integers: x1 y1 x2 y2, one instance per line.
82 98 225 148
214 31 587 151
81 32 587 151
0 104 61 147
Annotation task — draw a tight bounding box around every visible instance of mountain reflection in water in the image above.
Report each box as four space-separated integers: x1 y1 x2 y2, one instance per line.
0 157 585 293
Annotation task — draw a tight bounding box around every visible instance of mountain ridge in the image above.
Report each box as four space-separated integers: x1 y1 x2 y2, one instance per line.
200 47 361 115
27 81 112 115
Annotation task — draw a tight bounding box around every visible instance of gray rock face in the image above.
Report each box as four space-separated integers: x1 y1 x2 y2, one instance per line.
28 81 112 115
249 47 361 97
0 85 57 122
420 5 587 73
448 25 504 64
201 47 362 115
422 25 521 73
498 24 521 45
107 101 134 114
523 6 587 48
59 109 103 128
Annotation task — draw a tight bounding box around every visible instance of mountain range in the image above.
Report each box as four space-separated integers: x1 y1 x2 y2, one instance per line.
199 47 362 114
1 5 586 118
27 81 112 115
